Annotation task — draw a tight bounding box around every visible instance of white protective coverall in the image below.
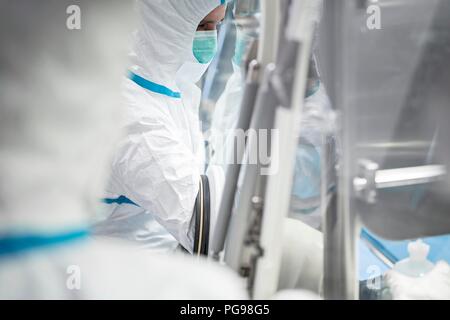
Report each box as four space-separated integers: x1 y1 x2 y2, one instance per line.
93 0 227 253
0 0 246 300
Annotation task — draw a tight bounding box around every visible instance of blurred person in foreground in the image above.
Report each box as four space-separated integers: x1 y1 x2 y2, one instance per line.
0 0 246 299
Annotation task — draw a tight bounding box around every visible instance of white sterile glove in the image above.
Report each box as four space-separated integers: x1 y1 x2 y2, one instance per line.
385 260 450 300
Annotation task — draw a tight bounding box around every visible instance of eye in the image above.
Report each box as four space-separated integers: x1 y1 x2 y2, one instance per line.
197 21 223 31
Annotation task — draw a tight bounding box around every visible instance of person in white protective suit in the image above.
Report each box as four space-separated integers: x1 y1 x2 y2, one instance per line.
0 0 246 300
93 0 229 254
208 3 335 231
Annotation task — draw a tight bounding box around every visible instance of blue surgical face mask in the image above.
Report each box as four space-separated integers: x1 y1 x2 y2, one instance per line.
292 143 321 201
233 28 255 66
192 30 218 64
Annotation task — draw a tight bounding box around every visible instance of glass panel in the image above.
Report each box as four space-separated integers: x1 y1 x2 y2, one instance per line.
319 0 450 299
287 2 337 231
344 0 450 240
200 0 261 167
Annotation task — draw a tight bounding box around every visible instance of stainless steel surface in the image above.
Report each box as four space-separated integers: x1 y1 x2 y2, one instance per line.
253 0 319 296
211 62 261 259
224 63 278 273
320 0 359 300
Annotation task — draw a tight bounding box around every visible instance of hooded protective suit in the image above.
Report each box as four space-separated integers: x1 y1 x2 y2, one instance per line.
93 0 227 253
0 0 246 300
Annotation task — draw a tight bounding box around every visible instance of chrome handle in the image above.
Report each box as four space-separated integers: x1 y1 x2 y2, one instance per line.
353 159 447 204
